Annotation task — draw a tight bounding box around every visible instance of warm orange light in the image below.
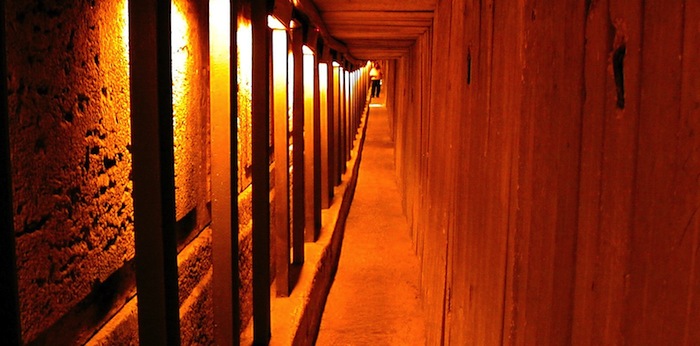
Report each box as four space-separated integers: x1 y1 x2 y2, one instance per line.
272 28 288 131
171 1 189 130
303 54 315 121
302 45 314 55
210 0 230 55
288 49 294 132
209 0 230 156
237 18 253 188
319 63 328 121
268 15 286 30
121 0 129 60
304 55 315 87
319 63 328 90
237 21 253 81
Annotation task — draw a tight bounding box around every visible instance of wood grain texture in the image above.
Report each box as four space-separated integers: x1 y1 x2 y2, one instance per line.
313 0 435 59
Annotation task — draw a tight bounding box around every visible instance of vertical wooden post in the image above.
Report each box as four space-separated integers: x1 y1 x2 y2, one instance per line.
251 0 271 342
312 59 322 228
348 69 352 146
319 62 331 208
330 63 339 187
291 27 305 264
357 70 362 128
352 71 356 137
343 69 349 167
211 0 240 344
129 0 181 344
338 68 346 175
0 0 22 342
358 70 362 126
303 50 321 241
343 70 352 162
271 27 291 296
332 65 341 185
347 70 352 151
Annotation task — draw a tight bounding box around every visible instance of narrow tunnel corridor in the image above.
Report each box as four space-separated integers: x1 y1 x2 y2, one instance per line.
1 0 700 345
316 95 426 345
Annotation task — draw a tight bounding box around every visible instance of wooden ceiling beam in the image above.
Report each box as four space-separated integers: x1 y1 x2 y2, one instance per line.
300 0 437 60
312 0 436 12
329 25 428 37
322 11 433 25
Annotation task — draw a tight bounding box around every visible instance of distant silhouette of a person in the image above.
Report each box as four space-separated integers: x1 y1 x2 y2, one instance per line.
370 63 382 98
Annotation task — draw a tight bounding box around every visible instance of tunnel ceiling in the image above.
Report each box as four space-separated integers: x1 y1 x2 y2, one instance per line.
310 0 435 60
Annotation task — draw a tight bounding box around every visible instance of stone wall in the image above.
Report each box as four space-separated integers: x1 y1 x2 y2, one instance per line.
7 0 133 342
6 0 226 343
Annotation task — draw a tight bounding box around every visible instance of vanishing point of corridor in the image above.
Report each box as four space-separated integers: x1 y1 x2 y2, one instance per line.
316 96 426 345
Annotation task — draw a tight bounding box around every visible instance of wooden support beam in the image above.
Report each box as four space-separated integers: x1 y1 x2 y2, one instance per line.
319 63 332 208
304 50 322 241
271 27 291 297
310 0 436 12
293 0 361 65
332 65 341 185
353 71 358 136
339 69 347 174
321 10 433 26
346 70 352 161
272 0 293 27
351 71 355 139
356 70 360 129
128 0 181 344
0 0 22 342
251 0 272 342
291 27 305 264
304 27 319 53
211 0 240 344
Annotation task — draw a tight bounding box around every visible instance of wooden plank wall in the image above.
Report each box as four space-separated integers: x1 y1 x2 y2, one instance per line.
391 0 700 344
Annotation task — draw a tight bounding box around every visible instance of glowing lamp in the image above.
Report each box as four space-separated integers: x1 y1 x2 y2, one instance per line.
302 45 314 55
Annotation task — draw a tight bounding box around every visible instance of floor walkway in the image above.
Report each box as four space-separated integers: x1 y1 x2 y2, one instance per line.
315 95 426 345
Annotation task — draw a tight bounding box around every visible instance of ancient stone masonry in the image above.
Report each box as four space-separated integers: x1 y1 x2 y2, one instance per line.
6 0 132 342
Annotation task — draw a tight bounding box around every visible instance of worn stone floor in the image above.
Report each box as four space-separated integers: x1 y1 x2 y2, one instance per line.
315 91 427 346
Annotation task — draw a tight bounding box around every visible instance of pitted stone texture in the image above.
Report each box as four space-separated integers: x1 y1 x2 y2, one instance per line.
6 0 132 342
178 227 213 306
86 228 216 344
180 269 214 345
237 185 254 333
172 0 211 222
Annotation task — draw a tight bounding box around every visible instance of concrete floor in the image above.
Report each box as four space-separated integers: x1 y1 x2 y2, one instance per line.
315 93 427 345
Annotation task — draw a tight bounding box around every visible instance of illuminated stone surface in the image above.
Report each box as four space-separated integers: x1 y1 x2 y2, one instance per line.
6 0 132 342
